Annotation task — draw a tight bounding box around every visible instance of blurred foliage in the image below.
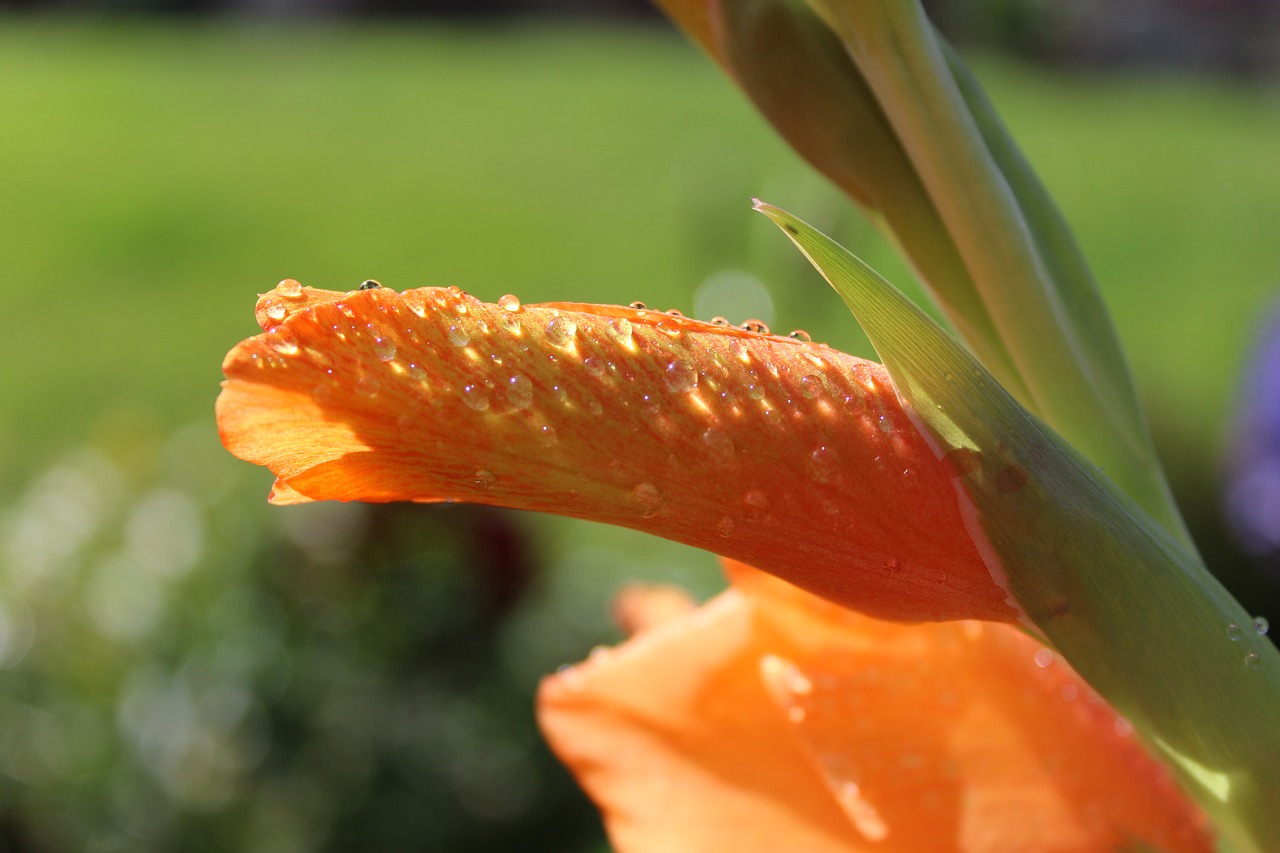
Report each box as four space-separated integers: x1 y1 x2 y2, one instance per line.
0 18 1278 851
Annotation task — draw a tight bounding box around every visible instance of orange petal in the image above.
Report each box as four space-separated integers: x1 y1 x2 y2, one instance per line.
611 582 697 636
217 284 1014 624
538 562 1212 853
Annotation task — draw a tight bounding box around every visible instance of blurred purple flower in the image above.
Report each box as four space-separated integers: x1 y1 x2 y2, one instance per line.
1225 300 1280 564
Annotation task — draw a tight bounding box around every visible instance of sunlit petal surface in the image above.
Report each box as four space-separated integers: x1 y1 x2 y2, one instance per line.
218 283 1016 623
539 562 1212 853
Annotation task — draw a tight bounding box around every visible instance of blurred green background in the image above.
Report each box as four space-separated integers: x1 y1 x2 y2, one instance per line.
1 12 1279 852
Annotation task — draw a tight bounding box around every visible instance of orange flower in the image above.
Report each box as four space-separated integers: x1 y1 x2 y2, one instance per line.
539 560 1212 852
218 282 1212 848
217 282 1017 624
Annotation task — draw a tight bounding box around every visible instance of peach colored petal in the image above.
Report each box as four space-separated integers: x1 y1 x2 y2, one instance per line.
217 284 1013 624
538 562 1212 853
611 582 697 635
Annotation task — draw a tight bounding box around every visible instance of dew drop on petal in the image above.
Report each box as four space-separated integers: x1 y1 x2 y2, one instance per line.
269 327 298 355
1245 652 1262 670
275 278 303 298
537 424 558 447
462 384 490 411
742 489 769 519
587 399 604 416
402 290 427 317
584 356 606 377
629 301 647 310
499 313 522 335
798 374 824 399
741 319 770 335
545 316 577 348
664 360 698 393
789 329 812 342
447 324 471 347
702 428 734 463
1227 622 1243 641
263 298 287 322
716 516 735 537
630 482 662 518
373 337 397 361
355 376 381 398
498 293 522 312
607 317 633 347
808 446 838 483
473 470 497 490
1255 616 1270 636
506 374 533 409
1033 648 1055 668
746 383 765 401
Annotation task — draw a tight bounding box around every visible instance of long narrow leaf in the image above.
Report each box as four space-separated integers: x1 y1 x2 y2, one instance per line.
757 201 1280 853
804 0 1191 545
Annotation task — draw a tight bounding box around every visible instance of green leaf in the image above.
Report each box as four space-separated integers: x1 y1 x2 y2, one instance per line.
757 200 1280 853
802 0 1190 546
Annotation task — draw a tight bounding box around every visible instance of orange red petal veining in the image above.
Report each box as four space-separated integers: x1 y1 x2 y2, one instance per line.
537 561 1212 853
217 282 1015 624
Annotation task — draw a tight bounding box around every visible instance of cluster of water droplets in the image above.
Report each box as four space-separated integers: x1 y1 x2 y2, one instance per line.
1226 616 1270 670
251 281 928 539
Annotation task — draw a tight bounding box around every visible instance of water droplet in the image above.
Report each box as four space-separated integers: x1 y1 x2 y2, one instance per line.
746 383 765 401
499 312 521 334
269 327 298 355
473 469 497 490
584 356 606 377
462 384 490 411
355 376 380 398
506 374 533 409
1227 622 1243 641
545 316 577 348
808 446 838 483
359 279 381 290
799 374 824 399
1059 683 1078 702
447 324 470 347
406 363 428 382
717 516 735 537
607 317 633 347
664 360 698 393
788 329 812 342
336 302 356 319
1255 616 1270 636
741 319 770 335
1034 648 1055 668
498 293 521 312
877 414 895 434
537 424 558 447
702 428 734 462
630 482 662 518
588 399 604 416
263 298 287 322
629 301 647 310
402 290 427 317
710 316 730 326
742 489 769 519
1245 652 1261 670
373 336 397 361
275 278 303 298
551 385 568 403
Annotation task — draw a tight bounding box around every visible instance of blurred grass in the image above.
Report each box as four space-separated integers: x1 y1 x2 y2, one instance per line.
1 21 1278 489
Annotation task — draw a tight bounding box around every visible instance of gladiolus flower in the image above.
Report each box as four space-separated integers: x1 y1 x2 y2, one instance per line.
216 281 1212 848
538 560 1211 852
218 282 1018 625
